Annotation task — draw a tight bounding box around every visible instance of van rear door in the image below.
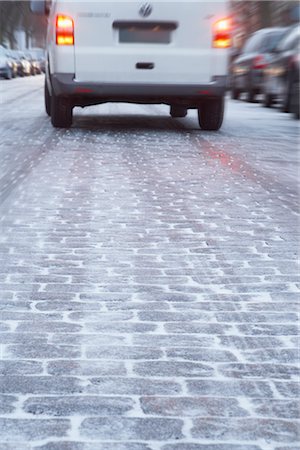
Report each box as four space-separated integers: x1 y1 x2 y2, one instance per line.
70 1 229 84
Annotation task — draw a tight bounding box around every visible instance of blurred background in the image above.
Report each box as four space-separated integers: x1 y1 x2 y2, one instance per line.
0 1 299 52
230 0 299 52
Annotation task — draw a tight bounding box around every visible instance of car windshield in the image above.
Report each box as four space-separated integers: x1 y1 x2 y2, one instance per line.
242 33 262 53
242 29 287 54
264 30 288 51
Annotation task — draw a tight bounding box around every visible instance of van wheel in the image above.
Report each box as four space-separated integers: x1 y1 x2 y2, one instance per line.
51 95 73 128
170 106 187 118
198 97 224 131
45 80 51 116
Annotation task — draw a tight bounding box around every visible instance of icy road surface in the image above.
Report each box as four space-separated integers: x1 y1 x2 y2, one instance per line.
0 75 299 450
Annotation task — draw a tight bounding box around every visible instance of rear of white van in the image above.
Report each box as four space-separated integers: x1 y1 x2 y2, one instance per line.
33 1 231 128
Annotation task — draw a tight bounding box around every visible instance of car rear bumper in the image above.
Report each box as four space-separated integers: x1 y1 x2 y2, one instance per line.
232 69 263 92
50 73 227 106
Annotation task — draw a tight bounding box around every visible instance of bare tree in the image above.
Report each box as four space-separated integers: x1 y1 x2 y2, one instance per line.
0 1 21 47
258 1 272 28
0 1 46 48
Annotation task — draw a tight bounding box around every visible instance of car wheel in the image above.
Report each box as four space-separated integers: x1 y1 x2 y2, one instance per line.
51 95 73 128
231 88 240 100
198 97 224 131
263 93 273 108
170 106 187 118
281 78 292 113
290 78 300 120
281 95 290 113
246 88 256 103
45 80 51 116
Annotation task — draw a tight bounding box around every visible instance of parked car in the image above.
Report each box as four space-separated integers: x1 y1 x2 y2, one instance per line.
16 51 32 76
231 27 288 102
24 51 37 75
30 48 46 73
0 45 15 79
11 50 24 77
5 49 19 78
262 24 300 119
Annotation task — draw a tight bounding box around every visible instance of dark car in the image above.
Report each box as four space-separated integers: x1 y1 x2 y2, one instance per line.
231 27 288 102
262 24 300 119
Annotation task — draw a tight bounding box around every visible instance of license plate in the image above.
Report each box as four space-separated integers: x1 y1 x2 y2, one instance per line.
114 21 177 44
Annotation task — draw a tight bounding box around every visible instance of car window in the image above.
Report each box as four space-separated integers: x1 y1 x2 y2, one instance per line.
261 30 288 52
242 33 263 53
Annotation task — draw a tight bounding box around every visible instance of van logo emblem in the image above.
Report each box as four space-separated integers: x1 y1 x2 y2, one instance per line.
139 3 153 17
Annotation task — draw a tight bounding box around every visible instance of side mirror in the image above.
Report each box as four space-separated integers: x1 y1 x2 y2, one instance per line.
30 1 49 15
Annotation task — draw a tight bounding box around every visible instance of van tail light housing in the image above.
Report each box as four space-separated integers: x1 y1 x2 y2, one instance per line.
253 55 267 70
213 18 232 48
56 15 74 45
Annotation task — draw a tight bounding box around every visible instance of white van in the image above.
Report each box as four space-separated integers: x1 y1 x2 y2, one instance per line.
31 1 231 129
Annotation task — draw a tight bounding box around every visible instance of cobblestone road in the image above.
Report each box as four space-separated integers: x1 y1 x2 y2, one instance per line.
0 76 299 450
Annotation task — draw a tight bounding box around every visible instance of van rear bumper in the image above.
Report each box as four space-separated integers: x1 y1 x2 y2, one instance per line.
50 73 227 106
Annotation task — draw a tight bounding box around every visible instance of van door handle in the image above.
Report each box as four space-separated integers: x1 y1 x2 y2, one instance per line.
136 62 154 70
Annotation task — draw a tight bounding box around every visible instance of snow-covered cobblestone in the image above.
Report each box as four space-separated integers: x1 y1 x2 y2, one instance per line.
0 76 299 449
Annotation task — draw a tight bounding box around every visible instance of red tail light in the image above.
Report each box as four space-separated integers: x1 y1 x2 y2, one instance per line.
253 55 267 69
213 18 232 48
56 15 74 45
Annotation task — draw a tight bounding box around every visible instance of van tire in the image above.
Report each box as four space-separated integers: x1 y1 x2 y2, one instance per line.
198 97 224 131
170 106 187 118
45 80 51 116
51 95 73 128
